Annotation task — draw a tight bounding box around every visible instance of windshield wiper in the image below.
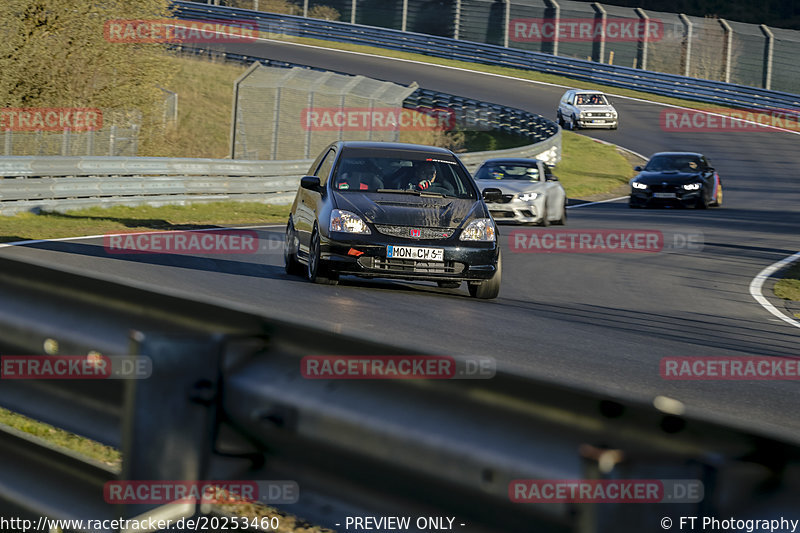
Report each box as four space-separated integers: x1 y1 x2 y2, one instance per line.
376 188 421 195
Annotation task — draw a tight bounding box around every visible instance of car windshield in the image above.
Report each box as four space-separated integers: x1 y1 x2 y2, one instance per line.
475 163 541 181
575 94 608 106
645 155 704 172
331 150 477 199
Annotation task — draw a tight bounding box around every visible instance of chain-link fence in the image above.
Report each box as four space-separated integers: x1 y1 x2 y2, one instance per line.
199 0 800 93
232 65 418 160
2 116 141 157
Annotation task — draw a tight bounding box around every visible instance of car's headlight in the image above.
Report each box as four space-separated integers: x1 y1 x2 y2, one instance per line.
460 218 496 241
330 209 371 234
632 182 648 190
682 183 702 190
518 192 539 201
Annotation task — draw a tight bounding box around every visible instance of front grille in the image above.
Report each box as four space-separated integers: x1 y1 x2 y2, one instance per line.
359 257 465 274
585 112 611 118
374 225 453 240
486 194 515 204
649 183 682 193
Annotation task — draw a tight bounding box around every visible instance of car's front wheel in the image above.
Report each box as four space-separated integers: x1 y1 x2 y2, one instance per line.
468 252 501 300
307 227 338 285
553 202 567 225
284 218 303 276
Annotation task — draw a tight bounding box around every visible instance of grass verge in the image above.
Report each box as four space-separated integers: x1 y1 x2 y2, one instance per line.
554 131 635 199
0 202 291 243
774 262 800 319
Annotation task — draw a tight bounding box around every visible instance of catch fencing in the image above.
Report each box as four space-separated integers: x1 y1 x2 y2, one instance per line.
183 0 800 94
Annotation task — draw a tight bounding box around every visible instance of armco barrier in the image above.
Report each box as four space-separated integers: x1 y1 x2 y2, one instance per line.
0 132 560 215
1 254 799 531
173 1 800 115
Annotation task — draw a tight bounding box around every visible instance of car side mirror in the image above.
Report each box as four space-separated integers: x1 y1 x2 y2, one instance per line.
546 174 559 182
300 176 322 192
482 188 503 202
634 166 643 172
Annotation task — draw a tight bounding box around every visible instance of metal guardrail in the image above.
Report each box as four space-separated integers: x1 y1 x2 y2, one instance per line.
0 133 560 215
1 255 799 532
174 1 800 114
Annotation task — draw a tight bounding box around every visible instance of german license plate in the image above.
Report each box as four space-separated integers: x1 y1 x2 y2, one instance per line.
653 192 677 199
592 119 605 123
387 245 444 262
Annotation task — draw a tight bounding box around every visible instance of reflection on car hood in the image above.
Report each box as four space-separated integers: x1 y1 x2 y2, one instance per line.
577 105 616 113
478 181 545 194
334 191 481 229
634 171 702 185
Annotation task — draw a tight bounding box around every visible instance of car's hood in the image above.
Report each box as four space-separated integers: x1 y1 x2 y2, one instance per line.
477 180 544 194
634 171 702 185
578 105 616 113
334 191 481 228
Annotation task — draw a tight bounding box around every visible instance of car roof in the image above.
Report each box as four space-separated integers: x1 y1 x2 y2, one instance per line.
649 152 705 158
337 141 454 155
572 90 606 95
480 158 542 165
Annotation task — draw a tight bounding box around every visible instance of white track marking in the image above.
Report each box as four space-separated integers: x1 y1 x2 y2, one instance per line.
749 252 800 330
0 224 285 249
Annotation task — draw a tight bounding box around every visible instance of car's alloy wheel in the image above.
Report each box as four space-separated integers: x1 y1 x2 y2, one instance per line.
713 183 723 207
468 251 501 300
539 200 550 226
307 228 338 285
553 202 567 225
284 219 302 276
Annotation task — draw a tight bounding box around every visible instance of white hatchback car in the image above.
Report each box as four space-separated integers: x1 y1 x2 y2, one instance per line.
557 89 618 130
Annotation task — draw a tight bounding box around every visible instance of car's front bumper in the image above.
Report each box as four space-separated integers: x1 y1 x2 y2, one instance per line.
320 232 499 282
485 198 543 224
577 118 617 128
629 188 703 207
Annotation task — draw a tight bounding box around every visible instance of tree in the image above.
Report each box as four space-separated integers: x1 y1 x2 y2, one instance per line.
0 0 176 154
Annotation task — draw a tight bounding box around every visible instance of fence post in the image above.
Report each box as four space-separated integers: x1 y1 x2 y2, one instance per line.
544 0 560 56
253 0 259 10
760 24 774 90
453 0 461 39
87 129 94 156
402 0 408 32
351 0 357 25
109 125 117 156
61 128 70 156
719 19 732 83
591 2 607 63
634 8 649 70
503 0 511 47
679 14 693 77
4 130 11 156
303 0 308 17
272 87 281 160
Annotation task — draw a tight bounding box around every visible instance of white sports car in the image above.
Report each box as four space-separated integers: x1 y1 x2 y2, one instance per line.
474 158 567 226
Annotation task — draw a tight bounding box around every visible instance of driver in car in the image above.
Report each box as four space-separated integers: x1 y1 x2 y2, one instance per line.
411 162 437 190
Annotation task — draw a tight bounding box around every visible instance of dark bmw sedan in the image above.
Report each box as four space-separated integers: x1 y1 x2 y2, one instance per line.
629 152 723 208
283 141 502 299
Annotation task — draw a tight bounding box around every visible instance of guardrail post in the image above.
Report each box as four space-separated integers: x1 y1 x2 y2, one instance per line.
591 2 607 63
544 0 560 56
719 19 732 83
760 24 774 90
503 0 511 47
402 0 408 32
453 0 461 39
634 8 649 70
109 125 117 156
679 14 693 77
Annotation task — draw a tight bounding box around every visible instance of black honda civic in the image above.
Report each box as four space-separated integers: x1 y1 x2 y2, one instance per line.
283 141 502 299
629 152 723 208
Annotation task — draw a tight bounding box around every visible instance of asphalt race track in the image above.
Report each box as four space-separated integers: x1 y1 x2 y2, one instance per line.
3 39 800 443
